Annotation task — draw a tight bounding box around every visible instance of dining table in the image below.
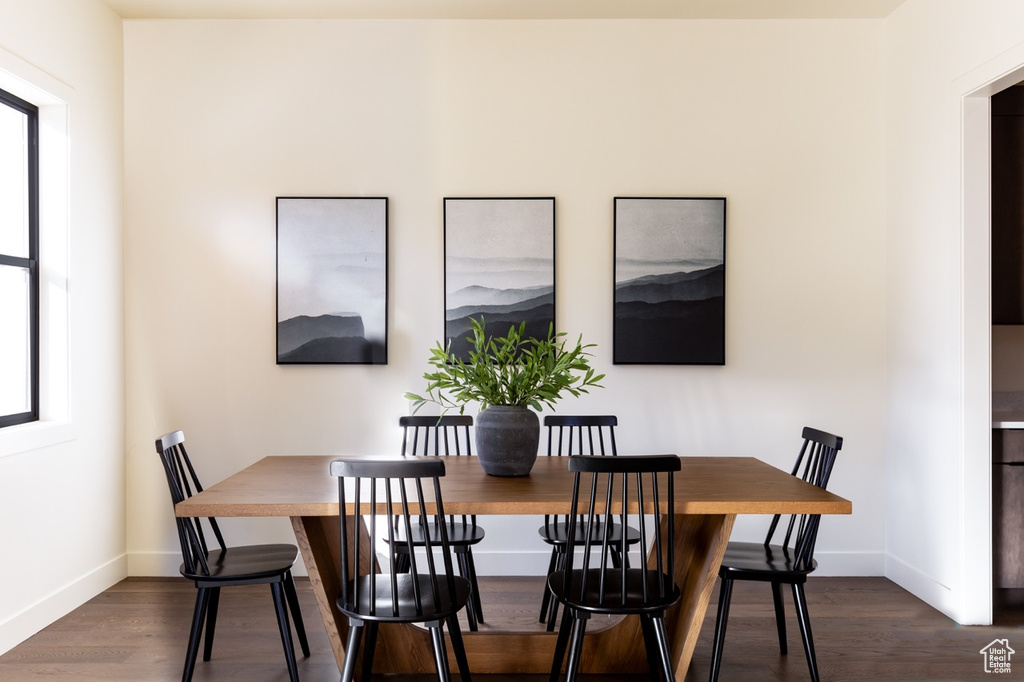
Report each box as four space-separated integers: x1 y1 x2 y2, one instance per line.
175 453 852 677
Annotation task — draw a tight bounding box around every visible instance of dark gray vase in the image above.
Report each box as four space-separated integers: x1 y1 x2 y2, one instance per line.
475 406 540 476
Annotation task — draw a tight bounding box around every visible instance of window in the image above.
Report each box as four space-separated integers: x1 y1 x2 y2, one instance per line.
0 87 38 428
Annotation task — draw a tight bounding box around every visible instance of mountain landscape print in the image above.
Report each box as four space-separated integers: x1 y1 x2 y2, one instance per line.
276 197 387 364
444 198 555 360
614 197 726 364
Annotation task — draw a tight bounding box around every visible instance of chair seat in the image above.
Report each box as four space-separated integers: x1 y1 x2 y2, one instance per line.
180 544 298 582
548 568 680 615
391 522 485 548
338 573 473 623
538 520 641 547
719 541 818 582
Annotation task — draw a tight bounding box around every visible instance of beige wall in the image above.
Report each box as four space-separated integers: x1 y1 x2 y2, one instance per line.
0 0 125 654
124 18 887 577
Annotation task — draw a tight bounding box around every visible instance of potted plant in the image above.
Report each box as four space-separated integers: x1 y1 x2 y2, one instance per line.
405 318 605 476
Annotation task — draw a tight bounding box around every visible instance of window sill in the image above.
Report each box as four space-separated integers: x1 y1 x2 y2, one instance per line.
0 420 75 458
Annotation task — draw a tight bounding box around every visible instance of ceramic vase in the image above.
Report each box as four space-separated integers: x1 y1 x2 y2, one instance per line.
475 405 540 476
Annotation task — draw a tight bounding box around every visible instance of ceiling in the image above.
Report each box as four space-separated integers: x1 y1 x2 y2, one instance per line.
100 0 907 21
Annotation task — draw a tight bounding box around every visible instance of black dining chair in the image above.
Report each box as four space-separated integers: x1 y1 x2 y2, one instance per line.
331 456 473 682
708 426 844 682
155 430 310 682
537 415 641 630
547 454 682 682
396 415 485 631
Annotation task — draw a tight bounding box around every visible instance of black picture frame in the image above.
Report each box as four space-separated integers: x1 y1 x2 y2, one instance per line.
613 197 726 365
443 197 556 360
276 196 388 365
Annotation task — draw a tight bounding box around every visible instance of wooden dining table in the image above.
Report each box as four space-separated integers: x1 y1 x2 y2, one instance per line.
175 454 851 678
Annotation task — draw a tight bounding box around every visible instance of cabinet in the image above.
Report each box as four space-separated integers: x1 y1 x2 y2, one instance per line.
994 429 1024 588
992 86 1024 324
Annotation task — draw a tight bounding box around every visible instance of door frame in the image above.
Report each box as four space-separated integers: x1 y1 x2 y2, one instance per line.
960 46 1024 625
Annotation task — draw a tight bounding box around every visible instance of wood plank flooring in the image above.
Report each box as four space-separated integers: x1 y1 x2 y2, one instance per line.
0 576 1020 681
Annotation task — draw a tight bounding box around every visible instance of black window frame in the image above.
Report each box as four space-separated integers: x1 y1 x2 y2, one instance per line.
0 86 39 429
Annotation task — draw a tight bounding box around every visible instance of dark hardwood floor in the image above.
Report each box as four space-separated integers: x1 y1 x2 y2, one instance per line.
0 576 1019 681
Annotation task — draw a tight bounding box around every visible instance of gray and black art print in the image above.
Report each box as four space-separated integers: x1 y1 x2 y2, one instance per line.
276 197 387 364
614 197 725 365
444 197 555 360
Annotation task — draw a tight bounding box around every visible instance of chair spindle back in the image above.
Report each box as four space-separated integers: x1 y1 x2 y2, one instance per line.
331 457 460 620
545 415 617 458
560 454 680 608
399 415 475 532
155 430 227 576
764 426 844 567
543 415 618 535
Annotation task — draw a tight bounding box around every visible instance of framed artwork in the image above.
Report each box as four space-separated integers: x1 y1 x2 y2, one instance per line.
613 197 726 365
444 197 555 360
276 197 388 364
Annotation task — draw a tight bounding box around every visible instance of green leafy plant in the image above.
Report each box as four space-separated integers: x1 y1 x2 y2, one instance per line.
404 318 605 413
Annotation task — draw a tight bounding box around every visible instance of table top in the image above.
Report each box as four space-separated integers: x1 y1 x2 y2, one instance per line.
175 454 852 518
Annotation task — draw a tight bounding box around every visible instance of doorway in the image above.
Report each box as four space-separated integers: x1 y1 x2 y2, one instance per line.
962 59 1024 626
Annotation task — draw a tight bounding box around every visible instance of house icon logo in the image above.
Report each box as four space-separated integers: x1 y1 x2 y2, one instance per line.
980 638 1015 674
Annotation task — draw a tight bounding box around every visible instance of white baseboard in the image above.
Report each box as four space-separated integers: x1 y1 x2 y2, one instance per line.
885 553 958 621
470 550 886 578
128 551 311 577
472 550 554 576
813 551 886 576
0 555 126 656
127 549 885 579
127 551 187 577
128 550 548 578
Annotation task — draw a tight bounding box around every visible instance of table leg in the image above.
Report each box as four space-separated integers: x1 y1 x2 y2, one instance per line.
290 512 735 676
290 516 347 671
291 515 438 675
664 513 736 678
565 512 735 676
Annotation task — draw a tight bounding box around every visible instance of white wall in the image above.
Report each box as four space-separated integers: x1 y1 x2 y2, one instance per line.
0 0 125 655
884 0 1024 624
124 18 887 578
10 0 1022 656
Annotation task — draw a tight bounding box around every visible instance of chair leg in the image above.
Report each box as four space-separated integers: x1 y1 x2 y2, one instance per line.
650 615 675 682
771 581 788 655
465 548 484 624
791 583 820 682
182 587 210 682
546 550 566 632
539 547 559 623
563 611 590 682
447 614 472 682
341 621 364 682
639 614 663 682
283 572 311 658
202 587 220 662
546 591 561 631
361 621 379 681
610 546 622 569
549 606 574 682
456 550 479 632
708 577 734 682
395 549 411 573
427 620 453 682
270 582 299 682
